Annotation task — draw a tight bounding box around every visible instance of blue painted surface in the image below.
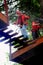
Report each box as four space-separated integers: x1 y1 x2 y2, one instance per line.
0 19 7 29
0 19 23 45
0 19 18 44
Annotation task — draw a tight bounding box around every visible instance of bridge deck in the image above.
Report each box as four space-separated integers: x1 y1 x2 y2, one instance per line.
11 36 43 64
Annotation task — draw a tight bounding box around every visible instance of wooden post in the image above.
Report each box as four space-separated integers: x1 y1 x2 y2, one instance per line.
4 0 9 24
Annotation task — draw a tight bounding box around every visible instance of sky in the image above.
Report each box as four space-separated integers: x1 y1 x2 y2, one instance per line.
0 42 17 65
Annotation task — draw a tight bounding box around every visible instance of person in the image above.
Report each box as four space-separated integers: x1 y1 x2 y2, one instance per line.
15 10 30 38
32 19 41 40
16 10 30 27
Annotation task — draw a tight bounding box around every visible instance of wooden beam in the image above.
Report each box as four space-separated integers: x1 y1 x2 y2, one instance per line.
11 36 43 63
0 13 8 24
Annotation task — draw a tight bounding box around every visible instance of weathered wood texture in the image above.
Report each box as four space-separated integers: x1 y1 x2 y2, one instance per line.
0 13 7 23
11 36 43 64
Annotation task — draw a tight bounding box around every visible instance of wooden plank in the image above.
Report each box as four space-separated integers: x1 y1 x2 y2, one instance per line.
0 13 8 24
11 36 43 63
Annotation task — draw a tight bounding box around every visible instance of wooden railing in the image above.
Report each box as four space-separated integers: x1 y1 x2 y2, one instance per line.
0 13 8 24
11 36 43 63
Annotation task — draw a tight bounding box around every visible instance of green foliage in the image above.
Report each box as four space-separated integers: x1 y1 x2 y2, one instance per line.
0 0 41 13
14 0 40 14
0 6 4 11
0 0 2 1
0 0 41 22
